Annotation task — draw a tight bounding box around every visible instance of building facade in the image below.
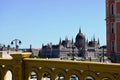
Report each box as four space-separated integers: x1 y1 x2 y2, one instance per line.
106 0 120 62
39 29 101 60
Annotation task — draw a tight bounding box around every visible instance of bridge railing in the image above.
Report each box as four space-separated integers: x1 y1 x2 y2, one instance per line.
0 52 120 80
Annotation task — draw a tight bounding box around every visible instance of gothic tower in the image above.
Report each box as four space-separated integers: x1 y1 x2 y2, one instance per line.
106 0 120 62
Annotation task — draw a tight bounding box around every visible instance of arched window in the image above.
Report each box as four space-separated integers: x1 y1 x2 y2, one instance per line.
86 76 94 80
4 70 12 80
111 4 114 15
56 74 64 80
70 75 78 80
42 73 51 80
29 71 38 80
111 22 115 34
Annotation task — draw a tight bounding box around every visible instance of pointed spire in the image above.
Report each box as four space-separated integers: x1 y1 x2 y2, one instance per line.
42 43 44 47
30 44 32 52
79 27 81 34
93 34 95 42
59 37 62 45
72 37 74 44
30 44 32 49
98 38 100 45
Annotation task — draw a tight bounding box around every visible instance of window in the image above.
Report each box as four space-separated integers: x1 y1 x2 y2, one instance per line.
112 41 115 53
111 22 115 34
111 4 114 15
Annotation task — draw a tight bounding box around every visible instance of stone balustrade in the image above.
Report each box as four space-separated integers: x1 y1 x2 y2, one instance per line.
0 52 120 80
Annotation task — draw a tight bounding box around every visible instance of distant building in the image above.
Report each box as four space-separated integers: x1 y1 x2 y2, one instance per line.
39 29 101 60
0 44 40 58
0 44 20 58
85 38 100 59
106 0 120 62
20 48 40 57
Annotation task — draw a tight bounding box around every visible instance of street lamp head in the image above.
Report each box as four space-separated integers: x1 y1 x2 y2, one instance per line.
11 41 13 45
7 45 10 50
11 39 22 51
7 45 10 48
19 41 22 45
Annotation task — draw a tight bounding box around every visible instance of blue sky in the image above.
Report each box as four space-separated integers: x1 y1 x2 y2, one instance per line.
0 0 106 48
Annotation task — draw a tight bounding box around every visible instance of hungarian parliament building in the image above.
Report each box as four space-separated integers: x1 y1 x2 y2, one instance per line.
39 29 106 60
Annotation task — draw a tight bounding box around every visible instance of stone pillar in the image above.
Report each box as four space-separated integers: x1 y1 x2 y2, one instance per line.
51 74 56 80
65 75 70 80
10 52 31 80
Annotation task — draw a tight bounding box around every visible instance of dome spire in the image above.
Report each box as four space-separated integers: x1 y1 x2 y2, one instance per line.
79 27 81 34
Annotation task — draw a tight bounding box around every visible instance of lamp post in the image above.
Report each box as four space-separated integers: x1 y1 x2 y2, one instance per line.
7 45 10 54
11 39 21 51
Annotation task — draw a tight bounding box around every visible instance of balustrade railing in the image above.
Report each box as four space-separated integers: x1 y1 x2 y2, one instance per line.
0 52 120 80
